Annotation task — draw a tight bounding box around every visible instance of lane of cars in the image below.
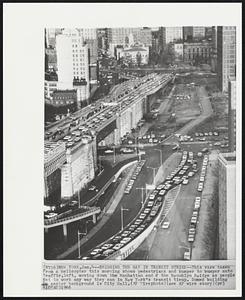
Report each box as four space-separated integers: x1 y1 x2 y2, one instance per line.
124 160 146 195
45 73 174 150
80 150 198 260
187 154 209 246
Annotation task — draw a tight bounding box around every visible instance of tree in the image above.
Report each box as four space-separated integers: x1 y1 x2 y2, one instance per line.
136 52 142 67
159 43 176 66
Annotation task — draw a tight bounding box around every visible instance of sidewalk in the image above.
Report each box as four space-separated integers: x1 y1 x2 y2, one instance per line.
191 150 219 260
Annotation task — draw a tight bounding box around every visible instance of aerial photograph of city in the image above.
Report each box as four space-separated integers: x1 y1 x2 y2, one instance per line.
44 26 236 261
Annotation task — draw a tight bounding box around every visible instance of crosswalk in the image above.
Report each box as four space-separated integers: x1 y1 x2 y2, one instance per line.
159 185 181 224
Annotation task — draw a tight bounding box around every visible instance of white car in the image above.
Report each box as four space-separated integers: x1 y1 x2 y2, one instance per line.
162 221 170 229
188 235 195 242
159 190 166 196
45 212 58 219
189 228 196 234
184 251 191 260
113 244 123 251
182 179 189 185
104 149 113 154
101 244 113 250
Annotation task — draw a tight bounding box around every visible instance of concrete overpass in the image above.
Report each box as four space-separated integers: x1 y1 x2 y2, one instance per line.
44 73 174 202
44 206 101 239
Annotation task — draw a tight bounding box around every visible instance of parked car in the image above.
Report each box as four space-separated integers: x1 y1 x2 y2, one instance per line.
161 221 170 229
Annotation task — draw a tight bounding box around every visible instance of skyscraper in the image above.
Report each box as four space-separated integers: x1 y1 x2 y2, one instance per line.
217 26 236 92
183 26 193 41
56 29 90 102
160 27 183 46
193 26 205 39
218 152 236 260
228 78 236 152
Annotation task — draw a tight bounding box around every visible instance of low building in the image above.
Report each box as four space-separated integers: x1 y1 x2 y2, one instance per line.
117 45 149 65
173 43 183 60
45 47 57 71
44 72 58 101
51 89 77 106
183 42 212 62
218 152 236 260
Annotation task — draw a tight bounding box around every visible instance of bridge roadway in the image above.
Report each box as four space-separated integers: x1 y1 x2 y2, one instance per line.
45 76 144 134
44 206 101 229
45 73 173 143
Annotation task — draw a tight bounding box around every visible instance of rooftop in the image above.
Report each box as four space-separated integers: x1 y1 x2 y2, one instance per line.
124 47 147 52
218 152 236 165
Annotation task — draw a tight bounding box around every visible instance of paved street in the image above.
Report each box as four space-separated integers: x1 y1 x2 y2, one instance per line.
61 145 173 259
128 147 204 260
45 75 222 261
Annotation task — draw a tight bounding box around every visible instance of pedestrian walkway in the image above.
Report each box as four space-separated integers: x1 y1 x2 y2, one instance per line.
159 185 181 225
191 151 219 260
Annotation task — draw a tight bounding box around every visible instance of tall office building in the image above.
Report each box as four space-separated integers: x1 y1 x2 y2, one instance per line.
56 29 90 102
210 26 218 72
183 26 193 41
205 26 213 40
217 26 236 92
160 27 183 46
218 152 236 260
193 26 206 38
228 78 236 152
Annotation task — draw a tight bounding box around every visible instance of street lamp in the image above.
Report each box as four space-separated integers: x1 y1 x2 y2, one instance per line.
155 149 164 166
120 206 129 231
99 155 106 173
77 230 86 259
77 219 93 259
112 144 116 164
77 190 81 208
147 166 158 186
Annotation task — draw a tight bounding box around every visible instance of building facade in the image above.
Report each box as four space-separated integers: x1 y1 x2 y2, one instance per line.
193 26 206 38
217 26 236 92
183 26 193 41
117 45 149 65
44 141 66 204
218 152 236 260
61 138 97 199
173 43 184 60
52 90 77 106
228 79 236 152
56 29 90 101
183 42 212 62
160 27 183 46
44 72 58 100
210 26 218 72
107 27 152 56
